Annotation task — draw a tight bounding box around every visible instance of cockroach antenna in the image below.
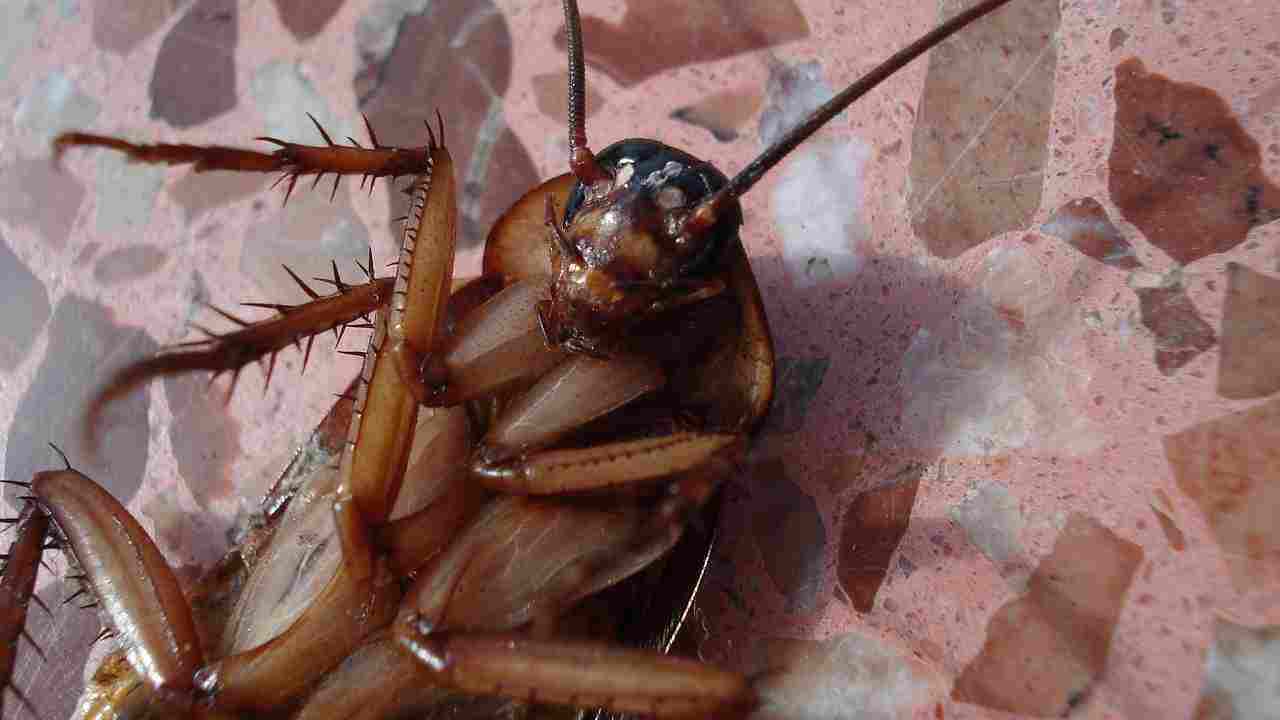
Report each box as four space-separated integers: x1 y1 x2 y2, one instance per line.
679 0 1017 239
543 0 1019 355
561 0 609 186
48 442 72 471
559 0 1016 239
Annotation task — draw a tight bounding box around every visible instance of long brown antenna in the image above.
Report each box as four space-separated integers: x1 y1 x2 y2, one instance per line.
682 0 1018 237
562 0 608 185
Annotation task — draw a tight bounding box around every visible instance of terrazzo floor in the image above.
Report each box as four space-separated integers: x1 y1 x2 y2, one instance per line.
1 1 1279 718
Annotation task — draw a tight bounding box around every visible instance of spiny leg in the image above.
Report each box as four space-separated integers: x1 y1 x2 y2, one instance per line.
0 503 51 718
31 468 204 701
474 431 742 496
345 134 460 524
54 113 438 205
196 127 463 709
83 266 392 450
200 389 471 713
459 351 741 495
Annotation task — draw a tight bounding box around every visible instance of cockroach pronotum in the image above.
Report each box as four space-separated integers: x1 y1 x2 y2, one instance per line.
1 0 1018 717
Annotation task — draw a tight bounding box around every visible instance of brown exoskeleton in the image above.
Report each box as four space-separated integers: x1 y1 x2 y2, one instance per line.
1 0 1017 717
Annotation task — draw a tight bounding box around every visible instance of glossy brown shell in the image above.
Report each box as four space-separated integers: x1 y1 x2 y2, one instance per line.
483 173 775 435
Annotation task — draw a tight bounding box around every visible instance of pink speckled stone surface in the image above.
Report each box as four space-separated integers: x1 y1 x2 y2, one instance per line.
2 1 1280 718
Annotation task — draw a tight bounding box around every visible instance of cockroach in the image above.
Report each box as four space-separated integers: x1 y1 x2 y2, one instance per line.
2 0 1017 717
0 501 51 719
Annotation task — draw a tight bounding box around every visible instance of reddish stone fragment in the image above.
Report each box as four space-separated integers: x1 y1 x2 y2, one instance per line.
671 88 763 143
272 0 344 41
532 71 604 124
3 296 158 505
168 170 269 224
556 0 808 87
1109 58 1280 265
1041 197 1142 269
837 467 923 612
1218 263 1280 399
907 0 1060 258
150 0 237 127
1164 397 1280 590
953 513 1143 715
1135 284 1216 374
92 0 176 55
356 1 538 251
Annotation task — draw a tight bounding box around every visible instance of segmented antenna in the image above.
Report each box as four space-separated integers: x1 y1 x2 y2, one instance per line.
561 0 609 186
681 0 1018 238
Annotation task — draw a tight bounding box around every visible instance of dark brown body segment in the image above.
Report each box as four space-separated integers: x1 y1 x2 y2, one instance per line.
0 505 49 717
32 470 204 694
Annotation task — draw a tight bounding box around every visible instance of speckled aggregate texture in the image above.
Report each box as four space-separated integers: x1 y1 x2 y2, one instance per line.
1 1 1279 718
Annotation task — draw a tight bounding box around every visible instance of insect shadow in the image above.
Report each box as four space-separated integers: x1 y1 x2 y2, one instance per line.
700 249 1030 658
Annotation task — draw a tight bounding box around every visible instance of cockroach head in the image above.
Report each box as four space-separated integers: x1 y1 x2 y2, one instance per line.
541 0 1018 354
538 140 742 354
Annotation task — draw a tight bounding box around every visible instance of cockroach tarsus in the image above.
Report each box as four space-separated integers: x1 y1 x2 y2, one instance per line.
1 1 1018 717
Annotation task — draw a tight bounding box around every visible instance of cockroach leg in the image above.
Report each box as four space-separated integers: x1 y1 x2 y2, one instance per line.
31 469 204 702
0 504 50 718
52 132 280 172
54 113 435 205
387 163 458 405
83 273 393 450
473 431 742 496
387 493 749 718
396 629 754 719
193 499 398 712
460 351 744 494
192 140 459 709
293 632 449 720
372 406 479 577
341 139 457 524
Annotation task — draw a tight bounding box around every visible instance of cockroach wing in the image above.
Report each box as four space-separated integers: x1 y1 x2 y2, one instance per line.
400 496 680 634
218 457 344 657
